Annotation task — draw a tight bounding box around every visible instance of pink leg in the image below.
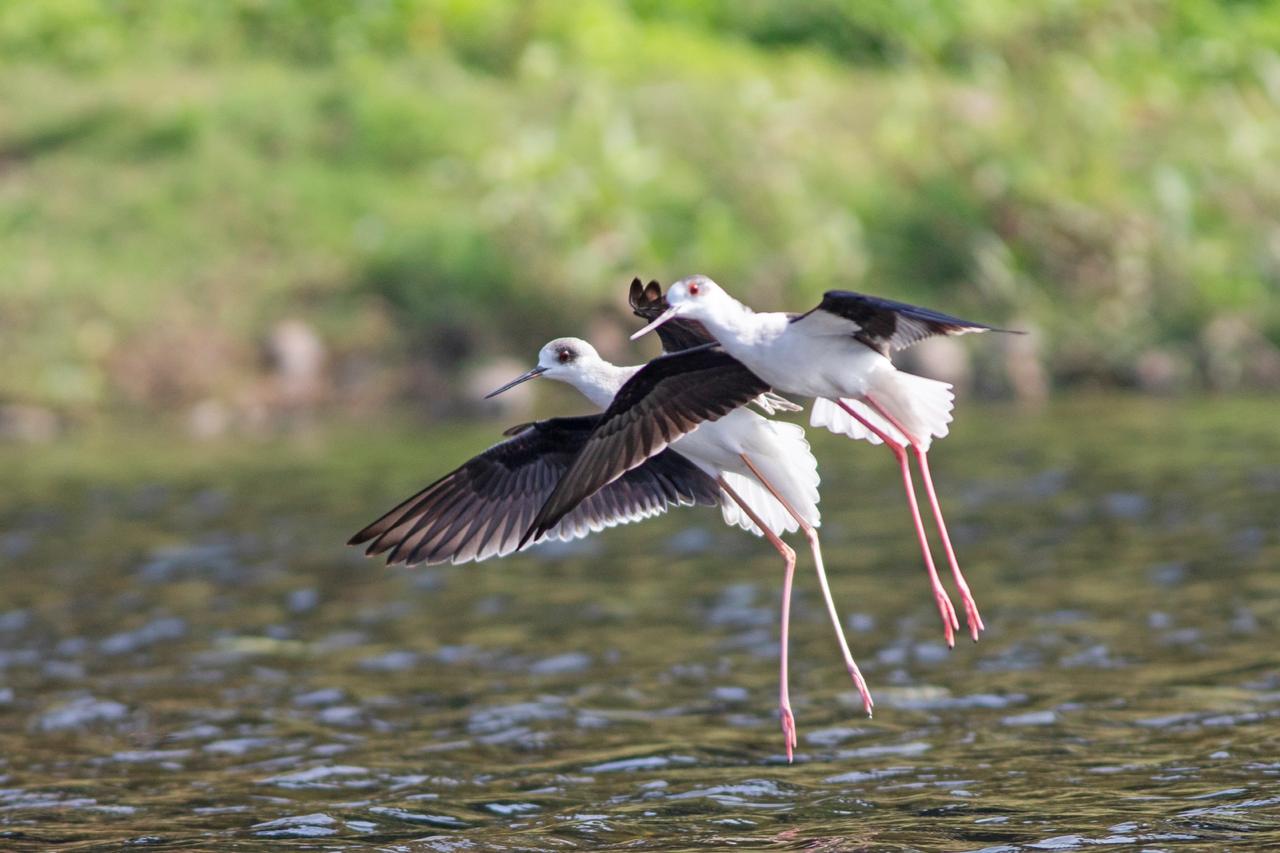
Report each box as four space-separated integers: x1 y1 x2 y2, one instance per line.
834 400 959 648
862 398 984 642
738 456 874 719
718 477 798 761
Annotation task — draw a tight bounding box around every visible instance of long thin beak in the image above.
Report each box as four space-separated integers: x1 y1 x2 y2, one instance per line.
630 305 683 341
484 366 547 398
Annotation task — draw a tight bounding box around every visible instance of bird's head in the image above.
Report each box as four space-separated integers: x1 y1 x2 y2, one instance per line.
484 337 602 398
536 337 602 380
630 275 727 340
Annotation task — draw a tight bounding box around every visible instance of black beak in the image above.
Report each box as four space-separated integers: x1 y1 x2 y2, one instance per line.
484 366 547 399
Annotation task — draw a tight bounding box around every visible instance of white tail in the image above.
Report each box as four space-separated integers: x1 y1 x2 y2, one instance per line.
869 371 954 451
810 397 905 446
811 372 954 451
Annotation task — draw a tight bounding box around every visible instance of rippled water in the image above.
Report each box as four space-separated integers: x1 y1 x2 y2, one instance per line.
1 398 1278 850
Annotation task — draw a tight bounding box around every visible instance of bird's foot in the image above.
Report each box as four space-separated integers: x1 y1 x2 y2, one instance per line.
780 705 797 763
933 590 959 648
847 665 875 719
962 595 985 643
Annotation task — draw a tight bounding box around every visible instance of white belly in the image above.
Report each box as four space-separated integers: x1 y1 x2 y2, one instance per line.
671 409 760 476
671 406 823 537
725 329 885 400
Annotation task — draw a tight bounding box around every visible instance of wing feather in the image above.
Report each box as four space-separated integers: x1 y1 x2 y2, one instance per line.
349 415 721 566
520 347 768 546
791 290 1018 357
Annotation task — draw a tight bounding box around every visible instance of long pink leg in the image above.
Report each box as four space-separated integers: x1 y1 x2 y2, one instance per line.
739 455 874 719
718 476 799 761
834 400 959 648
863 397 984 642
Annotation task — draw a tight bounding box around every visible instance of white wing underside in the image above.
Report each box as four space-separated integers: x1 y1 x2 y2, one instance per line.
718 471 797 538
463 481 707 565
717 419 820 538
541 500 674 546
789 308 863 338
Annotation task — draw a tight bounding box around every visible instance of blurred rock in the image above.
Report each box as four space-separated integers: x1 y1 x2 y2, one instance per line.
0 404 60 443
1246 340 1280 388
1203 314 1280 390
1135 348 1193 393
266 319 328 405
187 398 231 439
110 324 240 407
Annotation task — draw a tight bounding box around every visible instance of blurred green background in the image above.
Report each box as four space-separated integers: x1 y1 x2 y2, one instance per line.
2 0 1279 438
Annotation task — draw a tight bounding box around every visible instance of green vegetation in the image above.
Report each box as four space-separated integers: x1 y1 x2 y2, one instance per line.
2 0 1279 419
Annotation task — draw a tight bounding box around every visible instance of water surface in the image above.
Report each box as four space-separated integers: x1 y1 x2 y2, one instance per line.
1 398 1277 850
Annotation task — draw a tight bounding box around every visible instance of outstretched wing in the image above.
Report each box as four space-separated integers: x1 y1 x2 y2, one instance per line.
349 415 721 566
792 290 1018 357
520 347 769 547
628 277 717 353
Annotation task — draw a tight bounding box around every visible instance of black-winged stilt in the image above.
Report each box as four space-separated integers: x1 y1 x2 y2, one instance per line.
488 291 875 759
632 275 1019 647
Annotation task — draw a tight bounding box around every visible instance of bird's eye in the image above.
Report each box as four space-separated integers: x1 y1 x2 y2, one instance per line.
558 348 572 363
688 281 700 296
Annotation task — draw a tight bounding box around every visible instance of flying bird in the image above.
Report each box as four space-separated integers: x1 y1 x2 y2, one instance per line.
632 276 1020 647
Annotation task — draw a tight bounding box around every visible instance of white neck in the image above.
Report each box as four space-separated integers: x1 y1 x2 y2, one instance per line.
555 360 640 409
696 294 778 349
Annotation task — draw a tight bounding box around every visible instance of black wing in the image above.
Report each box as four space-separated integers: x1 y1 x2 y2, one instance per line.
349 416 721 566
520 347 769 547
628 277 717 353
792 290 1017 357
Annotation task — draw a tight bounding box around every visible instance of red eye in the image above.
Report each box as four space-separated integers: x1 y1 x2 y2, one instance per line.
558 349 571 363
688 282 700 296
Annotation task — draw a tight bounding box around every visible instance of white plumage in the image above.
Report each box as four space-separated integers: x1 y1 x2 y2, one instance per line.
634 275 1004 648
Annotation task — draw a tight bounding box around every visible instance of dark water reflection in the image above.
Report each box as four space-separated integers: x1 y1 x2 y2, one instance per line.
1 398 1277 850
